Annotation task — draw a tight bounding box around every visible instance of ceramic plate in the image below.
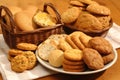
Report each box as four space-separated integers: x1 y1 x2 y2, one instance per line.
36 48 117 75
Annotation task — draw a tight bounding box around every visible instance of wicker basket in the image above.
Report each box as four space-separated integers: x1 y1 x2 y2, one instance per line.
0 3 63 48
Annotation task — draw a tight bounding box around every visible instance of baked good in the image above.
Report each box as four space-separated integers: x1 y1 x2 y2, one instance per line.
63 58 84 66
64 49 83 61
102 51 115 64
78 0 98 5
16 43 37 51
61 7 81 23
48 34 68 45
83 48 104 70
14 11 36 31
11 55 28 72
88 37 113 55
65 35 79 49
70 31 85 50
86 3 111 15
48 50 64 67
70 0 85 7
4 6 22 28
8 49 24 56
63 49 86 72
74 12 103 32
33 10 56 27
23 51 37 69
38 39 58 61
79 32 92 47
63 0 112 37
62 63 86 72
58 39 73 51
96 15 111 28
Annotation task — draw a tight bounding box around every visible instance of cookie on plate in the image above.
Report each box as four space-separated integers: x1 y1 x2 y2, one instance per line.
64 49 83 61
65 35 79 49
88 37 113 55
102 51 115 64
83 48 104 70
58 39 73 51
70 31 85 50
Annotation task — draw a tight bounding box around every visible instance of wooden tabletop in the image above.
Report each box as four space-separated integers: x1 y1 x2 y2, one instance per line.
0 0 120 80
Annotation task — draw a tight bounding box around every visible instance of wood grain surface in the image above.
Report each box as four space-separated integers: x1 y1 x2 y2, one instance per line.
0 0 120 80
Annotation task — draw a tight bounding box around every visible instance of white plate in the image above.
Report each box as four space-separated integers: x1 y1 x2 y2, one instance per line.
36 49 117 75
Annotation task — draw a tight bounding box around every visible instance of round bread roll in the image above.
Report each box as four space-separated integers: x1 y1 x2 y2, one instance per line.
48 50 64 67
14 11 35 31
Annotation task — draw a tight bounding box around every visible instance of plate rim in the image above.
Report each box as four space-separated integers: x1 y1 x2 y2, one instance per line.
36 48 117 75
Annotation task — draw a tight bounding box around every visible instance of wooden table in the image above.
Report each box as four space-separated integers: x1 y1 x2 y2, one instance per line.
0 0 120 80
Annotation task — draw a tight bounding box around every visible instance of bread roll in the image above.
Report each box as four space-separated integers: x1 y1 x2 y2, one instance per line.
48 50 64 67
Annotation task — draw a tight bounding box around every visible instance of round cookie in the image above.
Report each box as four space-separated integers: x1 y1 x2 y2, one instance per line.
70 32 85 50
58 39 73 51
8 49 24 56
96 15 111 28
74 12 103 32
88 37 113 55
86 3 110 15
16 43 37 51
64 49 83 61
63 58 84 66
65 35 79 49
63 63 85 70
70 0 85 7
48 50 64 67
61 7 81 23
83 48 104 70
102 52 115 64
11 55 28 72
23 51 37 70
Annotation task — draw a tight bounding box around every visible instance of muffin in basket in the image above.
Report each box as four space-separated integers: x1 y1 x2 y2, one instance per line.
62 0 113 37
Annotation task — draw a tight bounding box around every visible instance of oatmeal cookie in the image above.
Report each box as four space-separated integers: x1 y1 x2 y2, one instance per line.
23 51 37 69
61 7 81 23
74 12 103 32
102 51 115 64
83 48 104 70
88 37 113 55
86 3 110 15
11 55 28 72
17 43 37 51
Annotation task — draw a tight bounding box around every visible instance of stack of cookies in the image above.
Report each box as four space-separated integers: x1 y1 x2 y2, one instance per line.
63 49 86 72
62 0 112 36
8 43 37 73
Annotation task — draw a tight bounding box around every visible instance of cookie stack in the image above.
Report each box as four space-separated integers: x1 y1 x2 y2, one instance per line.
8 43 37 73
63 49 86 72
62 0 112 36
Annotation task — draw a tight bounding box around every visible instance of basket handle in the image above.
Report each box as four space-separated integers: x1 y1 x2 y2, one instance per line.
43 3 62 24
0 6 16 33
